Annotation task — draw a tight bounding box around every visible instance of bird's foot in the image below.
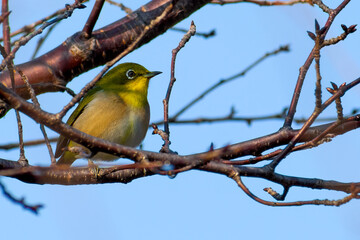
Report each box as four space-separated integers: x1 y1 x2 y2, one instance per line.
88 159 101 179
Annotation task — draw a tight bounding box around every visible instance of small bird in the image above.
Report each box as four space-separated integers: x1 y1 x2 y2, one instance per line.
55 62 161 165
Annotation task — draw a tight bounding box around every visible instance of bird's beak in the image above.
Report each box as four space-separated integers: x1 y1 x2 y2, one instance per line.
143 71 162 78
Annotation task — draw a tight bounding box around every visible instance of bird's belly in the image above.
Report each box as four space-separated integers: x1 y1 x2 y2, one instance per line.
92 112 148 161
96 114 147 158
72 91 150 161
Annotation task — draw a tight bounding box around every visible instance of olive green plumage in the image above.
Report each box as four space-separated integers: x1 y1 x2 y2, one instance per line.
55 62 161 165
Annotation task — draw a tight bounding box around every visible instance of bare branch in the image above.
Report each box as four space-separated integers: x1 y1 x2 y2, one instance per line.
0 137 58 150
283 0 351 128
171 45 290 121
82 0 105 39
269 77 360 170
105 0 132 14
31 22 59 59
171 27 215 39
160 21 196 153
0 180 43 214
232 173 359 207
210 0 312 6
0 1 87 72
0 0 211 109
2 0 11 53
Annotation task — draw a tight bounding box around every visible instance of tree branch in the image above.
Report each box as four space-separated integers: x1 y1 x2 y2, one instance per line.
283 0 351 128
0 0 211 116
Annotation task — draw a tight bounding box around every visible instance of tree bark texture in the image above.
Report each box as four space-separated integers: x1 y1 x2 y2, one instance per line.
0 0 210 99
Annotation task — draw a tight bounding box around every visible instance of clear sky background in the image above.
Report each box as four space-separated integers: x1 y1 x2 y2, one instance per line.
1 0 360 239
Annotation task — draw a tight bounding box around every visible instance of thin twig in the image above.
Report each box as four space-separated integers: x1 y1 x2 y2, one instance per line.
322 24 357 47
154 106 359 126
17 70 56 164
0 1 88 42
52 84 76 97
14 110 26 163
0 10 10 24
171 45 289 121
171 27 215 39
312 0 331 13
293 114 359 151
0 180 43 214
0 137 58 150
2 0 10 53
327 82 345 121
264 186 289 201
151 124 169 144
105 0 132 14
283 0 351 128
232 172 359 206
161 21 196 153
269 77 360 170
0 7 28 165
313 19 323 110
31 22 59 59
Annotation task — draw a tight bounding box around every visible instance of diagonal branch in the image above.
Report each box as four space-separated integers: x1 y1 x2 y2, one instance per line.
82 0 105 39
283 0 351 128
269 77 360 170
0 0 211 115
170 45 289 121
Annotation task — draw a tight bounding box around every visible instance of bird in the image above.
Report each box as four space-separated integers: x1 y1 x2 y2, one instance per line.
55 62 161 166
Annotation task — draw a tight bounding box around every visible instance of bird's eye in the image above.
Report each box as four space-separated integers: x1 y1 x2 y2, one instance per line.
126 69 136 79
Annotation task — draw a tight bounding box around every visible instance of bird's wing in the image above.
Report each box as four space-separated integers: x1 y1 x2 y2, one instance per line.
54 87 99 158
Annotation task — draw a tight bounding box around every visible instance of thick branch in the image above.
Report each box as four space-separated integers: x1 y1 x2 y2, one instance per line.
0 80 359 185
0 161 152 185
0 0 210 101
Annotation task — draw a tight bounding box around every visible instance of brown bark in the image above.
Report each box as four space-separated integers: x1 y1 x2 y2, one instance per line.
0 0 210 99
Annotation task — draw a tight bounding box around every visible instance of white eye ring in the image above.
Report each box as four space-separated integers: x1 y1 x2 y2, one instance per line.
126 69 136 79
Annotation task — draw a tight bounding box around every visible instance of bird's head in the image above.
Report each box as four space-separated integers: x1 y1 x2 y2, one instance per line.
97 62 162 94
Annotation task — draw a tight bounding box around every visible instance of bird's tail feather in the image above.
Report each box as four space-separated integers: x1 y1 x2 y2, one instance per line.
56 151 76 166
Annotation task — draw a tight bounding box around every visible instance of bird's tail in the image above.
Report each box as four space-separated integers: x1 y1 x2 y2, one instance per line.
56 151 76 166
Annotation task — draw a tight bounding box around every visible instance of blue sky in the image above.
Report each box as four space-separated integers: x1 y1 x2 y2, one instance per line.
1 1 360 239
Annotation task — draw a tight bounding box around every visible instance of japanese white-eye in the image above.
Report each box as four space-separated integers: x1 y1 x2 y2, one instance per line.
55 62 161 165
